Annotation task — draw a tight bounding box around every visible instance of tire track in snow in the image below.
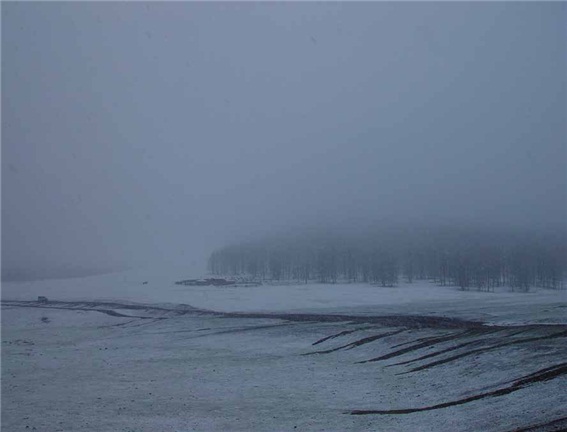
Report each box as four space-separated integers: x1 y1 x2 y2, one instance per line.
1 299 490 329
304 329 407 355
312 327 373 346
507 416 567 432
398 330 567 374
350 363 567 415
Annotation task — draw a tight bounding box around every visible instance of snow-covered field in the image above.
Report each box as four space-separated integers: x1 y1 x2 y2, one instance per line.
2 269 567 431
3 268 566 325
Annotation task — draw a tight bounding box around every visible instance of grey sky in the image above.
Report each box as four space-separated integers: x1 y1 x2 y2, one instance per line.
2 2 566 278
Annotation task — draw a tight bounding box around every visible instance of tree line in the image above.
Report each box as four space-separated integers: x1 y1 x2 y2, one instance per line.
208 226 566 291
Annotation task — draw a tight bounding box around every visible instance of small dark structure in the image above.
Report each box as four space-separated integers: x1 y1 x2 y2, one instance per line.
175 278 236 287
37 296 48 304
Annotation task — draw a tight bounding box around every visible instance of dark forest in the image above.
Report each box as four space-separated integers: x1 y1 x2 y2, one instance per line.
209 226 566 291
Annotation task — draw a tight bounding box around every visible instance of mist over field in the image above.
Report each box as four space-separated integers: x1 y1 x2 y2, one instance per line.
2 2 566 280
3 4 567 431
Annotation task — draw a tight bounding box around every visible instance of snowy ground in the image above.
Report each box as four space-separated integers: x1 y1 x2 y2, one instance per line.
3 268 566 325
2 269 567 431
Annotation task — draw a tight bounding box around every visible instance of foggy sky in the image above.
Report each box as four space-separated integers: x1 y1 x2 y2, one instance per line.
2 2 566 279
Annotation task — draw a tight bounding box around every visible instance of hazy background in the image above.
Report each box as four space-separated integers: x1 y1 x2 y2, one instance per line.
2 2 566 280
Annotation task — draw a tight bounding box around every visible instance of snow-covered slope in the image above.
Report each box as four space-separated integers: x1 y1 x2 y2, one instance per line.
2 268 567 432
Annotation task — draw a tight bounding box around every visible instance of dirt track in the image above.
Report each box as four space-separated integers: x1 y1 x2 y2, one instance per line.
0 298 542 329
